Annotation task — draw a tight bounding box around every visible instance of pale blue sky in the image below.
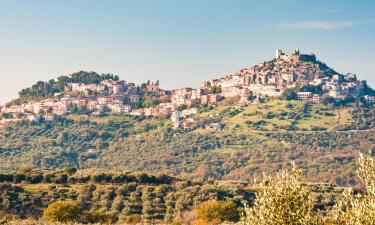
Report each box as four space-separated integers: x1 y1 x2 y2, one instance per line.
0 0 374 104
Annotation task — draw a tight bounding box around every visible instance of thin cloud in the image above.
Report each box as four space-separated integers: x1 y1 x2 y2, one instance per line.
276 20 373 30
326 9 342 13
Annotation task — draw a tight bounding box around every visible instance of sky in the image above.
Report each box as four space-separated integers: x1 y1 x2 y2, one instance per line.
0 0 374 104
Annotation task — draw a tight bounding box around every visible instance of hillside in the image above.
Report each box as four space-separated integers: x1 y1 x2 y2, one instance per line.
16 71 120 103
0 100 373 187
0 169 348 224
0 49 374 188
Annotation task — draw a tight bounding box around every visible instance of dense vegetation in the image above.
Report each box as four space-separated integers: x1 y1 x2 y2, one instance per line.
1 153 373 224
15 71 119 102
241 163 324 225
238 152 375 225
0 169 255 224
0 101 374 187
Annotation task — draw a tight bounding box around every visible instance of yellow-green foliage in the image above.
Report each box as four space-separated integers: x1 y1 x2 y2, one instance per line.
125 214 142 224
0 211 19 224
240 163 323 225
83 210 113 224
194 201 240 224
43 200 81 223
330 152 375 225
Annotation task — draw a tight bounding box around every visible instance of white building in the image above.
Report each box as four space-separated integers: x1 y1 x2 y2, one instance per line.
297 92 313 101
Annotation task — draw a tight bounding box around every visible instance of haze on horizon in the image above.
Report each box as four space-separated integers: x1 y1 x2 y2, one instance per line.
0 0 374 104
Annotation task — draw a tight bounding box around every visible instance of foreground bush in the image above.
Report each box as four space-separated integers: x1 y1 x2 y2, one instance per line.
43 201 81 223
240 163 323 225
330 152 375 225
194 201 240 225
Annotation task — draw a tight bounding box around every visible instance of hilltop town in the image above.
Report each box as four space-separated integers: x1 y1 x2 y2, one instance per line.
0 49 374 128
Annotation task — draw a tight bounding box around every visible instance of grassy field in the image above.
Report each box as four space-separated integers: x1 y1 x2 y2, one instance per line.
65 100 355 133
195 100 353 132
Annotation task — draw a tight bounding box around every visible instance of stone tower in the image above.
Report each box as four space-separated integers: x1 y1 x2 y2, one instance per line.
275 49 283 59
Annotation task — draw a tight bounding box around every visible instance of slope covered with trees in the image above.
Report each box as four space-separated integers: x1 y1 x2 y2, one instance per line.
0 169 255 224
0 101 373 187
13 71 119 104
1 153 373 224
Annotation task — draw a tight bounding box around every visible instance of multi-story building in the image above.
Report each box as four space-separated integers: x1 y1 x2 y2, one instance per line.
297 92 313 101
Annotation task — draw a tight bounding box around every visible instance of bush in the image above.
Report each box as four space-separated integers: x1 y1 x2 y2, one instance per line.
240 163 323 225
263 112 276 119
18 165 34 174
125 214 142 224
63 166 77 174
82 210 113 224
43 201 81 223
330 152 375 224
195 201 240 224
281 89 298 100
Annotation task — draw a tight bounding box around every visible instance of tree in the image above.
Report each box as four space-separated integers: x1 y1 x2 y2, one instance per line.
194 201 240 224
18 71 120 99
300 84 323 95
321 96 335 105
43 200 81 223
281 88 298 100
1 113 13 119
361 80 375 96
177 104 188 111
330 152 375 224
208 86 222 94
240 163 323 225
63 166 77 174
17 165 34 174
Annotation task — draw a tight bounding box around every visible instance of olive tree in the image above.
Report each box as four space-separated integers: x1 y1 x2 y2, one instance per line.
43 200 81 223
240 163 323 225
330 152 375 224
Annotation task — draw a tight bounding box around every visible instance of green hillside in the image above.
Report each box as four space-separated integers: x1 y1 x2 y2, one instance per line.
0 101 374 187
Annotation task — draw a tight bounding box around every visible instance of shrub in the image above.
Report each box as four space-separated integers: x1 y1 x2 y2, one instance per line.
18 165 34 174
0 211 18 224
171 221 183 225
82 210 113 224
125 214 142 224
263 112 276 119
281 89 298 100
43 201 81 223
63 166 77 174
330 152 375 224
240 163 323 225
195 201 240 224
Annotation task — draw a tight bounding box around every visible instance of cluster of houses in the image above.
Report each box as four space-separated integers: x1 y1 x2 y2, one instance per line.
0 49 373 127
0 78 200 128
0 79 160 123
172 49 371 106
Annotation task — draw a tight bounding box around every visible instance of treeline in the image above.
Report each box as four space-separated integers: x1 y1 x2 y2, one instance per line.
0 169 175 185
17 71 119 99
